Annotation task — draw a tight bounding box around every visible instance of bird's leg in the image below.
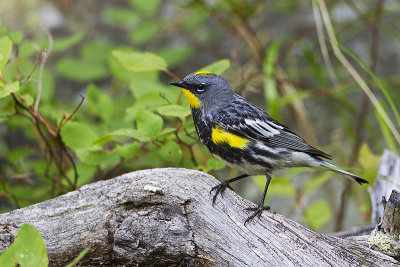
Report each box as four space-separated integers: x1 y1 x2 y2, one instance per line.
210 174 249 204
244 172 272 225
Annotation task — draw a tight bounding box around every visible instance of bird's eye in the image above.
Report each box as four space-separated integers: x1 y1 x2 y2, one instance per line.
197 83 205 92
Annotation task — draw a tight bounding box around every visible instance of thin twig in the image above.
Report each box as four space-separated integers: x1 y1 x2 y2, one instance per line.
165 69 181 81
12 92 57 136
56 94 85 189
58 94 85 132
35 25 53 111
20 49 44 85
59 139 79 189
34 117 73 190
0 74 6 84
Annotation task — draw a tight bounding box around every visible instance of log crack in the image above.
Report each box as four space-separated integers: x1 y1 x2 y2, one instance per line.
0 168 397 266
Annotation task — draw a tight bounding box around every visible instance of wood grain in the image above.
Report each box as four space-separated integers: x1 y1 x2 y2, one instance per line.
0 168 397 266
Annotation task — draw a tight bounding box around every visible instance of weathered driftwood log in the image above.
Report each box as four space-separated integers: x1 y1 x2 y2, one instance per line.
371 149 400 224
0 168 398 266
381 190 400 237
366 190 400 259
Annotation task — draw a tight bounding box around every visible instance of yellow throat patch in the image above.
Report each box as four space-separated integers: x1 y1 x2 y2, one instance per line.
181 89 201 108
194 71 213 76
211 126 250 149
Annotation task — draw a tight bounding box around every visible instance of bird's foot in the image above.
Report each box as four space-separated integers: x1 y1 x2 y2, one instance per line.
244 205 270 225
210 180 234 205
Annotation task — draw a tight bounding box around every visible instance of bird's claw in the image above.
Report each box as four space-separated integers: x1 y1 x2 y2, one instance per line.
210 181 234 205
244 205 270 225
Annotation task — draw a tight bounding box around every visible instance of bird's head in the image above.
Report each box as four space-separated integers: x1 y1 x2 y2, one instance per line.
169 72 234 110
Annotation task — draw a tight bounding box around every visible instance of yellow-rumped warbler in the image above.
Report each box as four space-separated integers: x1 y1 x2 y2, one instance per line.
169 71 367 224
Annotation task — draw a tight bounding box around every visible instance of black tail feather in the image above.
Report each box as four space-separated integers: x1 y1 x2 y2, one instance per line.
320 161 368 184
354 176 368 185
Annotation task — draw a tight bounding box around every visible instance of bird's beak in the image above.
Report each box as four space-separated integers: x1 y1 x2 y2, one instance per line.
169 81 189 90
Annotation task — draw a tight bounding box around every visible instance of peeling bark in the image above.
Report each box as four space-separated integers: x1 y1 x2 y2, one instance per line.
0 168 398 266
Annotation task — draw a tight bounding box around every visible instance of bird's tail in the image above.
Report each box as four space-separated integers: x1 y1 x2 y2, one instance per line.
319 161 368 185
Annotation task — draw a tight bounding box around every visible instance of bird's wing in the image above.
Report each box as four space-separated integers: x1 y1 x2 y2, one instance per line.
215 97 331 159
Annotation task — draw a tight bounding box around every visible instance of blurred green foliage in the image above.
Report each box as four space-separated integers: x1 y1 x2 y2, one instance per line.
0 223 89 267
0 0 399 234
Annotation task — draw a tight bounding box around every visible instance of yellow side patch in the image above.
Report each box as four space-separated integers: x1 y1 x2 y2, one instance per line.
194 71 213 76
181 89 201 108
211 126 250 149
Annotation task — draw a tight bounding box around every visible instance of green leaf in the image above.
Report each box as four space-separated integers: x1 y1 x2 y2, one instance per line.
358 143 380 171
182 8 208 29
113 50 167 72
263 40 282 119
157 104 191 117
0 25 7 35
159 141 182 163
100 153 120 170
56 58 108 82
303 199 332 231
177 130 196 145
128 0 161 15
358 143 379 183
103 7 139 26
136 109 163 137
61 121 98 150
129 79 167 99
139 147 165 168
197 59 230 75
0 81 19 98
69 163 96 187
157 46 194 68
304 173 333 195
87 84 113 121
269 179 296 197
183 157 196 169
129 22 159 44
76 147 110 165
116 142 141 159
8 31 23 44
108 47 159 81
20 93 34 106
65 247 90 267
127 93 169 114
157 127 176 137
18 42 37 59
0 224 48 267
52 31 86 52
253 175 295 197
0 36 12 74
109 129 150 142
93 128 151 146
207 158 226 170
81 40 114 64
129 79 179 104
